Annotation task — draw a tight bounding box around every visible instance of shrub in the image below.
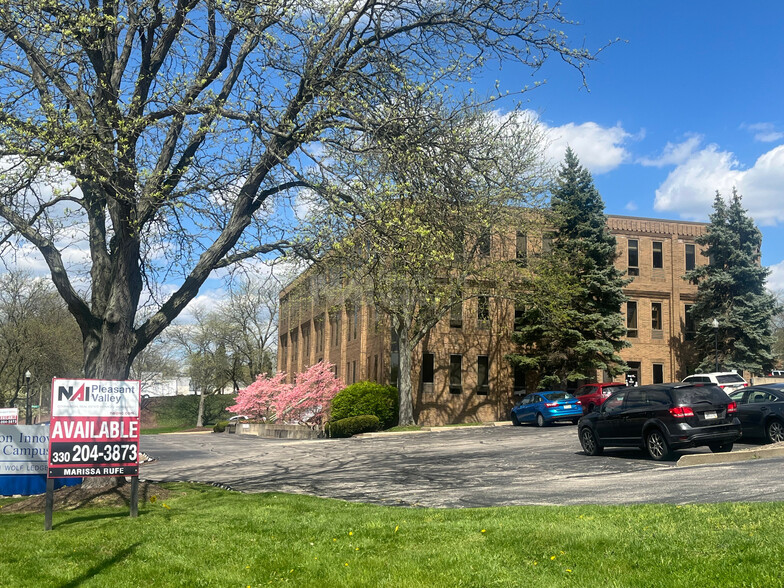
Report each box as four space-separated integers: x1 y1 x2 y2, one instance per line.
330 381 398 428
213 420 229 433
326 415 382 438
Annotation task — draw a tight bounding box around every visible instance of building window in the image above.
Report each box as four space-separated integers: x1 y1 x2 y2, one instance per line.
352 360 357 384
514 304 525 332
478 229 491 256
477 295 490 327
477 356 489 395
628 239 639 276
374 355 379 381
422 353 434 393
653 241 663 269
450 299 463 328
626 301 638 338
542 233 554 255
653 363 664 384
684 304 696 340
449 355 462 394
353 304 359 340
626 361 641 387
516 232 528 267
652 302 663 331
513 364 526 396
685 243 696 271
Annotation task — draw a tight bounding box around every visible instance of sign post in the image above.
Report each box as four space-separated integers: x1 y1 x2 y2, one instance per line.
46 378 141 530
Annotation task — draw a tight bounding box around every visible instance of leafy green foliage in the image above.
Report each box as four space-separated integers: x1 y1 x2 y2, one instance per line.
330 382 399 428
326 414 383 438
509 149 629 389
143 395 237 429
686 190 780 374
213 420 229 433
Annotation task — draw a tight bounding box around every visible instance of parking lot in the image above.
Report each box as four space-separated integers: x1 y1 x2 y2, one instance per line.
141 425 784 507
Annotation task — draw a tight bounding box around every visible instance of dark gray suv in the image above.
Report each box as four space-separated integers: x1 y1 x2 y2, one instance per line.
578 383 742 461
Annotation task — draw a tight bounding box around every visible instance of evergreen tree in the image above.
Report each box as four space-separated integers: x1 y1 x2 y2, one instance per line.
510 149 629 389
686 190 779 374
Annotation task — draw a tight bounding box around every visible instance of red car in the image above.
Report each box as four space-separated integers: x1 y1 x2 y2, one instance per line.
573 382 627 414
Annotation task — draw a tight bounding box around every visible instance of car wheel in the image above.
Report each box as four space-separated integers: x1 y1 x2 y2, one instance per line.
579 428 603 456
645 429 672 461
511 412 521 426
536 413 547 427
766 419 784 444
709 442 733 453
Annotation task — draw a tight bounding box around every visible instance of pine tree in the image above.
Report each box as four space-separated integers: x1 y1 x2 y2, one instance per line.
686 190 779 374
510 149 629 389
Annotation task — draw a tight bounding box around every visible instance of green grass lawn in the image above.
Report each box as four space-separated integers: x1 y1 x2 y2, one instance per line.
1 483 782 587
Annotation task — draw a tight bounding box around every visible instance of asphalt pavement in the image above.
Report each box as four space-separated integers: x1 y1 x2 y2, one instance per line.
140 424 784 507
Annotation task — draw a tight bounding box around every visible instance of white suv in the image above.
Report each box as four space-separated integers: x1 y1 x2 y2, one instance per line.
682 372 748 393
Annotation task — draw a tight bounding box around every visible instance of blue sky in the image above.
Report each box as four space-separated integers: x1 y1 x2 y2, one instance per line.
484 1 784 289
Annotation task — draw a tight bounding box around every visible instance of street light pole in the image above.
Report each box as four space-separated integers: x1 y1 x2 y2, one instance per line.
712 319 719 372
24 370 31 425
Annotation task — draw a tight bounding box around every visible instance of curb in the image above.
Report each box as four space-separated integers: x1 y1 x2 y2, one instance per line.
357 421 512 438
677 442 784 467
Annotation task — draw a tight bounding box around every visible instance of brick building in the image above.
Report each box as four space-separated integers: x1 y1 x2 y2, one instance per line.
277 215 708 425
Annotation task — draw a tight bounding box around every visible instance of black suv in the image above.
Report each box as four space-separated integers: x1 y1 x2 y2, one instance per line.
578 383 742 461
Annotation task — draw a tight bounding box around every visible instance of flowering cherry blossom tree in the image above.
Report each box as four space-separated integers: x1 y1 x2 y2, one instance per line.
228 361 343 425
277 362 344 425
228 372 290 422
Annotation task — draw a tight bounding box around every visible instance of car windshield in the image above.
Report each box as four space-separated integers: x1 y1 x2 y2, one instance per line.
543 392 574 401
717 374 745 384
672 387 729 405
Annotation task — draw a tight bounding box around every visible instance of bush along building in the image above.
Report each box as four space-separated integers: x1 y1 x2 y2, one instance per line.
278 214 714 426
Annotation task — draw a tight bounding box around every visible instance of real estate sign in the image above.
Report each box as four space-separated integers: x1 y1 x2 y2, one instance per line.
48 379 140 478
0 408 18 425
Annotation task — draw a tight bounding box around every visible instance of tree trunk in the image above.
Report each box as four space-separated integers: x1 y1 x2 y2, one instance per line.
196 391 205 428
397 328 416 426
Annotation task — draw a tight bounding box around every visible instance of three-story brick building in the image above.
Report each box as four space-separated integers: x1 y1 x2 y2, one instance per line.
278 215 708 425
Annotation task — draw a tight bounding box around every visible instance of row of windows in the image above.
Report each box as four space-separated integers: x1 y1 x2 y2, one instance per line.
422 353 490 396
627 240 697 275
626 301 696 339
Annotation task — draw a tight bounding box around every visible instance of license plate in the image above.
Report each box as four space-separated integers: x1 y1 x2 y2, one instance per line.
703 411 717 419
564 405 573 409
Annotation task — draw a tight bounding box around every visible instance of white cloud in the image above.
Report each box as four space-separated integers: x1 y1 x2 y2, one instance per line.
639 135 703 167
741 122 784 143
653 143 784 226
535 115 631 174
624 201 638 212
768 261 784 292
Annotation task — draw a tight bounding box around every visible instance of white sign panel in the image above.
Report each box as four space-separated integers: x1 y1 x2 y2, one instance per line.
48 379 141 478
0 408 18 425
0 425 49 475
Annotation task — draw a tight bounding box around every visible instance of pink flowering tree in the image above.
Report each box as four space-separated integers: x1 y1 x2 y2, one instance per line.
275 361 344 425
228 371 290 421
228 361 343 425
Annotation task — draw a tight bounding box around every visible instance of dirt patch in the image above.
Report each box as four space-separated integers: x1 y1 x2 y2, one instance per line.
0 480 173 514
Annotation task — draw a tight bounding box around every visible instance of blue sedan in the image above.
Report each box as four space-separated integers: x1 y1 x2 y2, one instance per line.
511 392 583 427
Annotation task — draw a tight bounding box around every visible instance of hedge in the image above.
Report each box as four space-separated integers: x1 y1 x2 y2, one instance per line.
330 381 398 428
326 414 382 438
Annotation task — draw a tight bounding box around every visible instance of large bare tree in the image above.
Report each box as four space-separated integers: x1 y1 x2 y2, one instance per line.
0 0 598 379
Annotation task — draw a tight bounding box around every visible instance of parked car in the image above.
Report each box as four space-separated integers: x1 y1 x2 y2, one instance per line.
573 382 627 414
578 383 741 461
728 384 784 444
511 392 583 427
681 372 749 393
228 415 250 422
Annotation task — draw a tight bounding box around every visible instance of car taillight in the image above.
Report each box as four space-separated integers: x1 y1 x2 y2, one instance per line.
727 401 737 414
545 402 558 407
669 406 695 418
